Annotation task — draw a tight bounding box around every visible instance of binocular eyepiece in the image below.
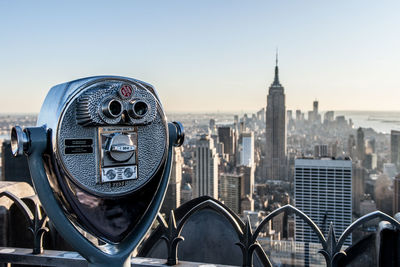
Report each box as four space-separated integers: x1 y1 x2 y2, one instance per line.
76 82 156 127
11 76 184 254
101 98 149 121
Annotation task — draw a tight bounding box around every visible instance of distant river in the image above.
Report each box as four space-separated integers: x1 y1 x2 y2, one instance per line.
336 111 400 134
0 111 399 141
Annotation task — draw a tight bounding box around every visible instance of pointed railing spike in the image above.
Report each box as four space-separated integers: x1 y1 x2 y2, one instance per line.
0 191 48 254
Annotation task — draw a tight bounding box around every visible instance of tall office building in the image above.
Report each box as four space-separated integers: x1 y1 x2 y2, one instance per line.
219 173 244 214
393 175 400 215
239 132 254 167
209 119 217 135
237 165 255 197
256 108 265 124
194 135 219 199
181 183 193 204
347 135 356 159
265 53 286 180
324 111 334 123
161 147 183 214
313 100 318 114
294 158 352 245
391 130 400 168
295 110 301 121
309 100 320 123
287 110 293 121
353 163 366 215
314 100 321 123
314 145 328 158
366 138 376 154
363 153 377 170
357 128 365 162
218 126 235 161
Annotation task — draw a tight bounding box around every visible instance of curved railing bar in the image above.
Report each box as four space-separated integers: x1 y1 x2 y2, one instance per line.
253 204 327 249
254 243 272 267
156 213 168 230
236 217 273 267
0 191 34 223
336 210 400 251
0 190 48 254
176 199 244 238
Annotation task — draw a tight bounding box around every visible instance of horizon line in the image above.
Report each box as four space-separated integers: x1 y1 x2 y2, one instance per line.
2 109 400 116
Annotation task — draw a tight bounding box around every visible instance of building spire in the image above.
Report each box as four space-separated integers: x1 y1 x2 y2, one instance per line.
272 48 281 86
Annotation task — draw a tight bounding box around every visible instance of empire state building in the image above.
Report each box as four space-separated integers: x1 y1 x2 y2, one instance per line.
265 54 287 180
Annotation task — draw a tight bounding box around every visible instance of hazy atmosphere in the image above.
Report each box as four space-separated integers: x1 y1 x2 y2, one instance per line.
1 1 399 113
2 3 400 266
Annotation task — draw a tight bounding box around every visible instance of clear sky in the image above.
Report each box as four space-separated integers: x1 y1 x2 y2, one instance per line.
0 1 399 113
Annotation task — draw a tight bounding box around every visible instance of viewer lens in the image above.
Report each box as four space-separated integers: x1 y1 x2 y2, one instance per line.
109 100 122 117
133 101 148 117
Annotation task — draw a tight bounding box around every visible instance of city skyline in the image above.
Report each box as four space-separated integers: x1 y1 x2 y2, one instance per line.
1 1 400 113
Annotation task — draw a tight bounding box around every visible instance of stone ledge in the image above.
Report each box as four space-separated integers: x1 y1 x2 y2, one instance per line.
0 247 235 267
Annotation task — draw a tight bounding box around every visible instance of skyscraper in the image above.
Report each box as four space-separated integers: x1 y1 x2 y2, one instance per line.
219 173 244 214
393 174 400 214
391 130 400 168
218 126 235 162
347 134 356 159
324 111 334 123
265 53 286 180
311 100 321 123
295 110 301 121
237 165 255 197
239 132 254 167
256 108 265 124
287 110 293 121
161 147 183 214
357 127 365 162
353 163 366 215
313 100 318 115
194 135 219 199
181 183 193 204
294 158 352 245
314 144 328 158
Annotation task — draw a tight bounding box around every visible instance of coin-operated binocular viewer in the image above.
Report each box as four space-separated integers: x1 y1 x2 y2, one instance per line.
11 76 184 267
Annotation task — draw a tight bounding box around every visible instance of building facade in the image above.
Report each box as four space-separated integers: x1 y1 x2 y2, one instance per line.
294 158 352 245
218 126 235 164
194 135 219 199
161 147 183 214
219 173 244 214
357 128 365 162
393 175 400 215
391 130 400 168
237 165 255 197
239 132 254 167
265 55 287 180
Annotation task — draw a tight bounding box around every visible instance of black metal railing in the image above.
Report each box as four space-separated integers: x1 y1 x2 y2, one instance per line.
0 191 48 254
154 200 400 267
1 191 400 267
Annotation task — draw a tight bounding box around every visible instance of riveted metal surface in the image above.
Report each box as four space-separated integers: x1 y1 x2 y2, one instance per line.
58 99 166 196
24 76 182 266
76 81 157 126
40 77 168 196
